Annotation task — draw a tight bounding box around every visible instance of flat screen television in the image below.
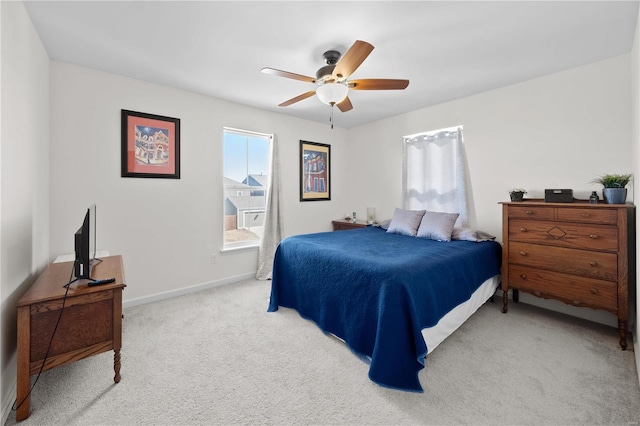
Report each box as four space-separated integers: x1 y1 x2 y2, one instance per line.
74 204 98 280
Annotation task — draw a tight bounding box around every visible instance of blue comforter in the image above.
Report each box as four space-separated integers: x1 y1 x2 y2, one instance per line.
267 226 501 392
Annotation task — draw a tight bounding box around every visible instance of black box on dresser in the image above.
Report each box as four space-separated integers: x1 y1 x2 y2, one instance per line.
544 188 574 203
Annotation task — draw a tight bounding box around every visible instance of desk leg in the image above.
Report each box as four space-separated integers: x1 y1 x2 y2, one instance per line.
16 307 31 421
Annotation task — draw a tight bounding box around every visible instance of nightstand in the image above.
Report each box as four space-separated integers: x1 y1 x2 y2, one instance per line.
332 220 369 231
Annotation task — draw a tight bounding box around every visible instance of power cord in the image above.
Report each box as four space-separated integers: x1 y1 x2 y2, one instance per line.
12 260 76 412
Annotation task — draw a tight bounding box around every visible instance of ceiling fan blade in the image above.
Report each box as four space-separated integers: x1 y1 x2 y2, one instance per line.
332 40 374 80
278 90 317 107
261 67 316 83
336 96 353 112
349 79 410 90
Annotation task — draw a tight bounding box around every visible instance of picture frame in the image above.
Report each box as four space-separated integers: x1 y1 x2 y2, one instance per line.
300 140 331 201
121 109 180 179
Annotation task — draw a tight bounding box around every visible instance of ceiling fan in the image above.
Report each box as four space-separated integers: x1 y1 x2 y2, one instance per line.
261 40 409 114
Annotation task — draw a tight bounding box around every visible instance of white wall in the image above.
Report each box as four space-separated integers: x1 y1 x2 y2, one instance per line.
630 3 640 386
49 62 350 303
48 42 637 330
0 1 50 422
350 55 631 233
349 55 632 327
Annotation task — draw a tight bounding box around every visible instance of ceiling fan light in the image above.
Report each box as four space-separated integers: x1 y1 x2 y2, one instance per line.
316 83 348 105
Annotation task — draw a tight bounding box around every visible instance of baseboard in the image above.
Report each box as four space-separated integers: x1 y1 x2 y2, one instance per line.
123 272 257 308
496 289 618 328
1 380 16 426
0 273 257 423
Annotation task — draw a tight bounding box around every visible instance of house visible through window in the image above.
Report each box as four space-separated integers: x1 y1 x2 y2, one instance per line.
223 128 270 249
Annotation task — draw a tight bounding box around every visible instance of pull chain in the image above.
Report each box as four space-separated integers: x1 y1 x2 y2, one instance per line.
330 104 334 129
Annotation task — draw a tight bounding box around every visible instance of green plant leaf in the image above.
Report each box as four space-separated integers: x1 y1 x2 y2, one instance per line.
591 174 632 188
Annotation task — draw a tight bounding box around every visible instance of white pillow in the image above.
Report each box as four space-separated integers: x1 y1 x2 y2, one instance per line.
376 219 391 230
386 208 426 236
416 211 460 242
452 227 496 242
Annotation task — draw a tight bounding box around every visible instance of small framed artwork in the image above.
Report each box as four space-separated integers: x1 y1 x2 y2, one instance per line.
300 140 331 201
121 109 180 179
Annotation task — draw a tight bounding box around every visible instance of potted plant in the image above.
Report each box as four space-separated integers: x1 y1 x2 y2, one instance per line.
592 174 632 204
509 188 527 202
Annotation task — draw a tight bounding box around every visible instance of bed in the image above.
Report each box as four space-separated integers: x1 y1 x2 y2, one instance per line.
267 225 502 392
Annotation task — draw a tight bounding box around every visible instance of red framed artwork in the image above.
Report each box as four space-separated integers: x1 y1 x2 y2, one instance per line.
121 109 180 179
300 140 331 201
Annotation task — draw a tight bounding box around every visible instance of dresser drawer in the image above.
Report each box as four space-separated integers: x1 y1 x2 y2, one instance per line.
508 265 617 312
509 219 618 252
507 206 554 221
556 208 617 225
509 242 617 282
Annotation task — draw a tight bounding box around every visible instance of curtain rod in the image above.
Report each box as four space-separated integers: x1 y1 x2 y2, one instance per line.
223 127 271 138
403 126 462 140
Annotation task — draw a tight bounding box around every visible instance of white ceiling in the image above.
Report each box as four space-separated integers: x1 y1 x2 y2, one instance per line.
23 1 639 129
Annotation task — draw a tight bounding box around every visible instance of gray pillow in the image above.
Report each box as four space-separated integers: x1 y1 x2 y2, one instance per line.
452 227 496 242
416 211 460 242
386 208 426 236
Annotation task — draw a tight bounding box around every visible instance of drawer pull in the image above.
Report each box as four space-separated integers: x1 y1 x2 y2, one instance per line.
572 300 581 305
590 288 599 295
519 251 527 256
580 213 590 217
525 210 534 215
589 260 598 267
589 234 598 239
534 291 541 296
520 274 527 279
520 228 528 233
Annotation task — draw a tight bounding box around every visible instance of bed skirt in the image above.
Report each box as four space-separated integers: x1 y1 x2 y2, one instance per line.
421 274 500 352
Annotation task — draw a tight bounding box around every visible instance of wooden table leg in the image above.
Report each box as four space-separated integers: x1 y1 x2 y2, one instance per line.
16 307 31 421
502 290 509 313
619 320 628 350
114 350 121 383
113 288 122 383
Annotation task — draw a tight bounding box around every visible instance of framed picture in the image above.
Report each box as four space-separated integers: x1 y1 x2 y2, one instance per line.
121 109 180 179
300 140 331 201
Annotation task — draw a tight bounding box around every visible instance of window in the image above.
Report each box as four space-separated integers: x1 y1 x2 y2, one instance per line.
402 126 468 227
223 128 270 249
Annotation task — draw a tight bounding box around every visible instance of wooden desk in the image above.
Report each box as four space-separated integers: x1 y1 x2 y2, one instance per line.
16 255 126 421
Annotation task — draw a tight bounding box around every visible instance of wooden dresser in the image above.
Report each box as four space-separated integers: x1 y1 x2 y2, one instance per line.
500 201 635 349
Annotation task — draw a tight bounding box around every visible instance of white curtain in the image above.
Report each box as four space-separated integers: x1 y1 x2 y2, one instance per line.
256 134 283 280
402 128 469 227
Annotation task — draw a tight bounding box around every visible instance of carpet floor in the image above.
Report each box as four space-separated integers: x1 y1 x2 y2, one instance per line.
5 278 640 425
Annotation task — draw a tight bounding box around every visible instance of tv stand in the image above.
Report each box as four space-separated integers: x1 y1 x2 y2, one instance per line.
15 255 126 421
